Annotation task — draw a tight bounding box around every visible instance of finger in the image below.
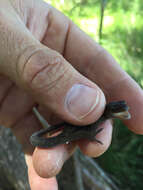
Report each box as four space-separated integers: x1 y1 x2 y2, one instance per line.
0 8 105 127
61 20 143 134
32 143 76 178
78 120 113 157
41 5 143 134
25 155 58 190
12 110 76 177
28 105 112 172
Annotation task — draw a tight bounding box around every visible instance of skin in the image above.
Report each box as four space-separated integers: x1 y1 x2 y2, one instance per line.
0 0 143 189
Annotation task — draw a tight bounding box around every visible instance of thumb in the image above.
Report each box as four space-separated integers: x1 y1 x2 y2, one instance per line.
20 48 106 124
0 12 105 125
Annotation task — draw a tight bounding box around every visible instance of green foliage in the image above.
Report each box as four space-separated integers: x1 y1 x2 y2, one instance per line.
44 0 143 189
97 120 143 189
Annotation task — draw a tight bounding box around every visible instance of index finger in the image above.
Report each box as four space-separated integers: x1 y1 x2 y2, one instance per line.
64 23 143 134
42 4 143 134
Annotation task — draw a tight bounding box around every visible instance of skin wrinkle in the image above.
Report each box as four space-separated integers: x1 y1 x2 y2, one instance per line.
34 11 50 42
41 10 52 44
37 65 70 94
27 7 49 41
0 21 38 80
30 61 53 84
40 6 69 55
26 6 36 31
30 55 65 85
63 25 104 72
26 52 76 101
9 0 28 24
62 20 71 57
16 46 46 84
11 0 51 41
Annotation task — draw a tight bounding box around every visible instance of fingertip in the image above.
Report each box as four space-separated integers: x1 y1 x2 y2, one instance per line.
26 155 58 190
32 143 76 178
78 120 113 157
33 146 66 178
107 78 143 135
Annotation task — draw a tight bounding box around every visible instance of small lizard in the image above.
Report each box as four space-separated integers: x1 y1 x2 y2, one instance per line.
30 100 131 148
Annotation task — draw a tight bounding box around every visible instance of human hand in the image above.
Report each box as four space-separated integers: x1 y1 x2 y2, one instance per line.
0 0 143 189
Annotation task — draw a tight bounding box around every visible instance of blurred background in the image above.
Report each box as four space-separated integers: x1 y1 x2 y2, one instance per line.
44 0 143 189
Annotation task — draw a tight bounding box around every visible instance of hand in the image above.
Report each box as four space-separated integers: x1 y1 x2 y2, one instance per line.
0 0 143 189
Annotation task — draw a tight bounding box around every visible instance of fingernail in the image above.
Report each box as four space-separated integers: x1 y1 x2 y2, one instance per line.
65 84 100 119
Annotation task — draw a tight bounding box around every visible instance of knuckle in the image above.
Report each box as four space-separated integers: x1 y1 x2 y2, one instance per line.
21 48 68 92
